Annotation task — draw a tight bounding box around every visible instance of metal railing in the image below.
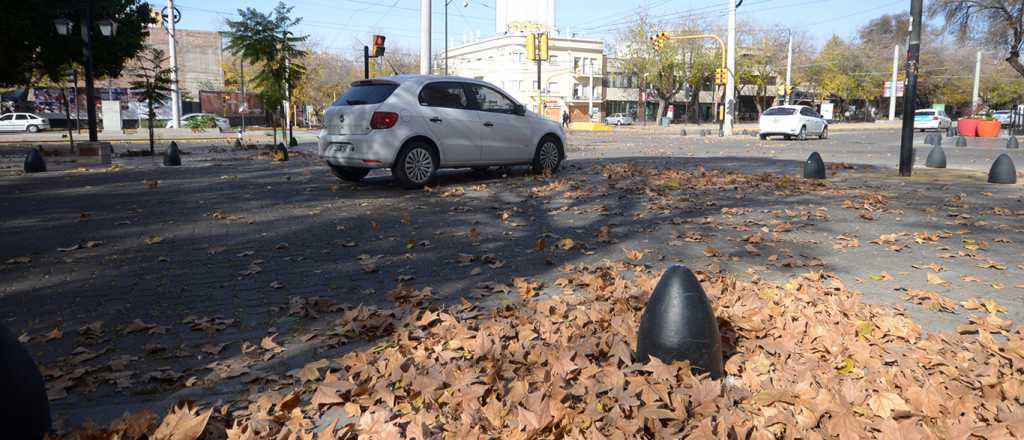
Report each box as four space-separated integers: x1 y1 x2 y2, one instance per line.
1008 102 1023 137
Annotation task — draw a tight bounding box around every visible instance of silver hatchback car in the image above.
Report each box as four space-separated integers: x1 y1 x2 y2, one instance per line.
318 75 566 189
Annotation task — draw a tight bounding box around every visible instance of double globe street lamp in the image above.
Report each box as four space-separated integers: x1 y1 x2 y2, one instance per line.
53 3 119 143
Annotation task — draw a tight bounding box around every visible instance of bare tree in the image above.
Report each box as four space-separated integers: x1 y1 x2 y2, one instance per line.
929 0 1024 78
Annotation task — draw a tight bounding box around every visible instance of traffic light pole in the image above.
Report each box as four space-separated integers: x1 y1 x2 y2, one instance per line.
898 0 923 177
536 57 542 114
364 46 370 80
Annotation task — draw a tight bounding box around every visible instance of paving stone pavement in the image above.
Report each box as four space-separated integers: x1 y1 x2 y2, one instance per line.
0 133 1022 429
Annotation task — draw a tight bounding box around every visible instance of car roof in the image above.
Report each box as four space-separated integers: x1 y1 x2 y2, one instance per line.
767 105 808 110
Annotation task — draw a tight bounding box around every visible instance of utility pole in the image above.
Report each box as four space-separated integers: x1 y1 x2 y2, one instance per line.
784 32 793 105
420 0 432 74
588 60 594 120
889 45 898 121
284 30 293 144
972 51 981 113
168 0 181 129
240 58 246 137
898 0 923 177
724 0 736 136
364 46 370 79
82 1 98 141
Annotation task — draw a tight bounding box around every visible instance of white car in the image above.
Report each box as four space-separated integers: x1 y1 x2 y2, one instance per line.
605 113 634 125
165 113 230 130
758 105 828 140
0 113 50 133
318 76 566 189
913 109 952 131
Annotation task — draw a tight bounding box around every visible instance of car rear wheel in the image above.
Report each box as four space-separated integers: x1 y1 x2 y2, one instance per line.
532 136 564 175
27 125 38 133
759 134 768 140
819 126 829 139
393 141 438 189
329 164 370 182
796 126 807 141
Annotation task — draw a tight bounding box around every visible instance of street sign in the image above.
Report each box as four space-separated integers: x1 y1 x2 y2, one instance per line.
883 80 905 98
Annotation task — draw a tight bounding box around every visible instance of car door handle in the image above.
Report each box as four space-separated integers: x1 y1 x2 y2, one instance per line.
483 121 494 127
429 117 443 123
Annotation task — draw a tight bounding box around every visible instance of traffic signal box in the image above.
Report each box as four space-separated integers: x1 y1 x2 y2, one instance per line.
371 35 386 58
650 32 670 50
526 33 549 61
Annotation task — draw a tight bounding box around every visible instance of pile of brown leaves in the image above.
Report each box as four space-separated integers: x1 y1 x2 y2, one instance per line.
59 262 1024 439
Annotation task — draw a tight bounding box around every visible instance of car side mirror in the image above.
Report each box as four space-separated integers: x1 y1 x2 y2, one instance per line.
512 104 526 116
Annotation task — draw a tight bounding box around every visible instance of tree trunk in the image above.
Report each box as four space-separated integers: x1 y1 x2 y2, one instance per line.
1007 53 1024 79
688 82 701 123
655 98 667 125
147 100 155 155
272 112 278 145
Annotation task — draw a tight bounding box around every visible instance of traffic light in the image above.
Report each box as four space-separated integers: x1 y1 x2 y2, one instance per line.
776 84 792 96
526 34 537 61
715 68 728 85
149 7 162 26
538 33 550 61
650 32 670 50
371 35 386 58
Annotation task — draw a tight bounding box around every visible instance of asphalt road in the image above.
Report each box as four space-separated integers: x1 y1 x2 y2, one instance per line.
1 127 1022 430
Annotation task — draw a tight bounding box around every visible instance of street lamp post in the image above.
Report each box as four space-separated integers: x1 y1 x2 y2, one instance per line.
444 0 469 76
54 1 117 143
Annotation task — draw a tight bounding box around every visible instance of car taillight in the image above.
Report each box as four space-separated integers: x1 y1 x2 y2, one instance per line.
932 116 938 121
370 112 399 129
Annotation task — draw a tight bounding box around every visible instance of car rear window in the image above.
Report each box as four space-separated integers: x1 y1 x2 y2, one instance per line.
763 108 795 116
915 110 935 115
333 83 399 106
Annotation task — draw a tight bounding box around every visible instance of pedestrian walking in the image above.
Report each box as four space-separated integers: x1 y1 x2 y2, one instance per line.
562 111 570 128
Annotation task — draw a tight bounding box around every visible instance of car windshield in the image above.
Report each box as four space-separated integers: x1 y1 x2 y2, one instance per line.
763 108 796 116
333 83 399 106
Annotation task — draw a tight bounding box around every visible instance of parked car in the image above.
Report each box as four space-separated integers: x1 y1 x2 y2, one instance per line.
318 76 566 189
992 110 1013 127
605 113 634 125
912 109 952 131
0 113 50 133
758 105 828 140
165 113 230 130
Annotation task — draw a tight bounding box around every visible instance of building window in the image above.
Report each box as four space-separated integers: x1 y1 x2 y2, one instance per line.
547 82 558 93
549 55 559 65
511 52 523 63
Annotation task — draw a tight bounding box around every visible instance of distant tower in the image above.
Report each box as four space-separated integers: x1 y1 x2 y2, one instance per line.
495 0 555 34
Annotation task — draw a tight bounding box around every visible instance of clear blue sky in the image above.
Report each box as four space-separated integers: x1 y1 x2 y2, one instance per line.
167 0 908 54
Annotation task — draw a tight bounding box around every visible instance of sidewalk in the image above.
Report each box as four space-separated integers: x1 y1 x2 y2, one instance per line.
593 119 902 135
0 127 322 146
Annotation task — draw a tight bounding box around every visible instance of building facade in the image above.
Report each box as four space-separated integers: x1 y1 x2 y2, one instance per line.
495 0 555 35
446 35 606 122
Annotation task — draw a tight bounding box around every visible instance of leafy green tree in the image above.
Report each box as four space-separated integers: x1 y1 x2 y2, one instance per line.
615 13 658 125
1 0 151 86
128 47 172 154
225 2 308 144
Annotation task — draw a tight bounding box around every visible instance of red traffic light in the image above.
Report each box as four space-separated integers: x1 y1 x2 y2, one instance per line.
373 35 386 46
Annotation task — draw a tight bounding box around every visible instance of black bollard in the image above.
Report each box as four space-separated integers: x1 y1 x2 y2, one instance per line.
0 324 52 439
930 135 942 147
273 143 289 162
635 266 724 379
925 146 947 169
163 141 182 166
679 129 687 136
988 154 1017 184
233 139 242 149
803 152 826 180
24 147 46 173
1008 136 1019 149
289 136 298 147
923 133 935 146
955 136 967 147
946 127 957 137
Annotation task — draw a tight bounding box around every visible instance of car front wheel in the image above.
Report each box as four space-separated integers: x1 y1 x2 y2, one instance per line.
819 126 829 139
532 136 564 175
796 126 807 141
393 141 438 189
329 164 370 182
27 125 38 133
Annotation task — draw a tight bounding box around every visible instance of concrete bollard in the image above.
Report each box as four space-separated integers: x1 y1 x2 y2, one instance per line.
803 152 826 180
0 324 52 439
1007 136 1019 149
24 147 46 173
635 266 724 379
925 146 947 169
988 154 1017 184
955 136 967 147
163 141 182 166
